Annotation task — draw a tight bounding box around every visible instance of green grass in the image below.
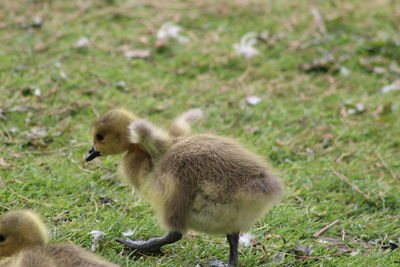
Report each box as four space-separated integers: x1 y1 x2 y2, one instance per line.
0 0 399 266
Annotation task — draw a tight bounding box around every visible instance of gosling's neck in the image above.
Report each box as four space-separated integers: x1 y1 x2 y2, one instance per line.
121 144 152 189
23 229 48 248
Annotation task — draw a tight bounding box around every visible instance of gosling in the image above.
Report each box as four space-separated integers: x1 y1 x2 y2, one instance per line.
85 109 283 266
0 210 118 267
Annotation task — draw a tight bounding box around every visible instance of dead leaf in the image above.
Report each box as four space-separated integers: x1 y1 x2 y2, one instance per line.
344 102 366 115
373 103 392 118
371 66 386 74
157 22 189 44
311 7 327 36
390 62 400 73
48 87 58 95
30 127 47 137
340 67 350 76
60 70 68 80
382 80 400 94
293 243 314 256
138 36 149 43
34 42 47 51
276 140 288 146
0 108 7 120
245 96 262 105
154 40 169 53
22 16 43 29
3 139 20 145
244 125 260 134
340 106 348 118
20 126 53 149
124 50 151 58
76 37 90 48
149 102 171 113
32 16 43 28
300 55 337 73
116 81 126 89
0 158 11 169
174 69 185 75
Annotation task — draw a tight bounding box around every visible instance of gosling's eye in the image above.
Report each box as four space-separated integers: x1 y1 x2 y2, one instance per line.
96 133 104 141
0 234 6 242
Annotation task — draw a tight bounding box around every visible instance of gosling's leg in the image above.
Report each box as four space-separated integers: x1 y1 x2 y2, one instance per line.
207 232 239 267
226 232 239 267
115 231 182 253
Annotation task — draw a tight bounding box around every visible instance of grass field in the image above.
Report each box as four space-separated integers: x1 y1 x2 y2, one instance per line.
0 0 399 266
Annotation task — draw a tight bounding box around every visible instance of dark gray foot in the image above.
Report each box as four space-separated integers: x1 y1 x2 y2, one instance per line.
115 231 182 254
200 232 239 267
227 232 239 267
115 238 163 253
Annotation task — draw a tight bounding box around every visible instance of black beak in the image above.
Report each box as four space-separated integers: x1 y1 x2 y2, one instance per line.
85 146 101 161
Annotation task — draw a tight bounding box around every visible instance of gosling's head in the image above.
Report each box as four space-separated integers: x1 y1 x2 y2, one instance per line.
86 109 137 161
0 210 48 257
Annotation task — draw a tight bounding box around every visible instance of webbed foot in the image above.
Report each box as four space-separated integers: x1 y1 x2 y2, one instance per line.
115 238 162 253
115 231 182 255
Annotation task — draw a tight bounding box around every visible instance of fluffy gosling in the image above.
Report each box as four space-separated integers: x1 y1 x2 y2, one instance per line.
0 210 118 267
86 109 283 266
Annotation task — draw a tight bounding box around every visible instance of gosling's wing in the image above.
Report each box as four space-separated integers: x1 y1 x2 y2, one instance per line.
129 119 171 160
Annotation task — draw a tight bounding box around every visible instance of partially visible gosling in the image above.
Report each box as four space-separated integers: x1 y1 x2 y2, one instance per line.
86 109 283 266
0 210 118 267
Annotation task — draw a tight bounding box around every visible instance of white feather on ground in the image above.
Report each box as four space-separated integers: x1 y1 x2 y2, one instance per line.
239 233 255 247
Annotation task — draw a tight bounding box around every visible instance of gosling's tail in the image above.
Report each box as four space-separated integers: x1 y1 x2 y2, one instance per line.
169 109 204 137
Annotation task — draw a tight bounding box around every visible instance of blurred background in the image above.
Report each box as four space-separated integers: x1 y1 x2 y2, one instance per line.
0 0 399 266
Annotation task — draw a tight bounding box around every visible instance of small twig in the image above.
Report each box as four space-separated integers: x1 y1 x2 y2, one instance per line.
331 168 373 203
72 160 96 174
376 153 397 180
91 105 99 117
313 219 340 237
254 224 270 231
91 197 99 215
294 194 305 202
52 210 70 222
311 7 328 37
335 152 354 163
340 229 346 241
